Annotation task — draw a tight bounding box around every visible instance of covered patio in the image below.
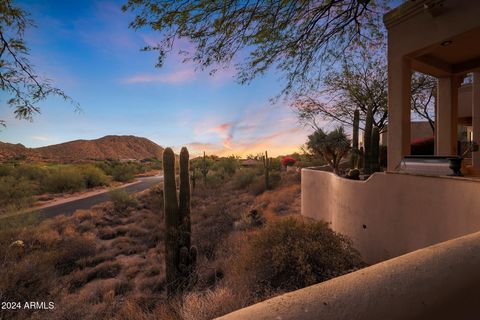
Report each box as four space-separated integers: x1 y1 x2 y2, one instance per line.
301 0 480 264
385 0 480 173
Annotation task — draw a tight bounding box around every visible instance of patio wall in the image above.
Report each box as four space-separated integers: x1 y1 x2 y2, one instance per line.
301 169 480 263
217 230 480 320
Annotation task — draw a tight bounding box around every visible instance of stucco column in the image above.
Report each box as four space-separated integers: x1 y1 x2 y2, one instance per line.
472 72 480 169
436 76 458 155
387 56 411 171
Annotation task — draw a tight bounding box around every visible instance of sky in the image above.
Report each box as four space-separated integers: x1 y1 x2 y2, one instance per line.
0 0 312 157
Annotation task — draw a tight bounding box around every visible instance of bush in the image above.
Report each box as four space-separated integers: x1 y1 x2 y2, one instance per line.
213 157 239 176
411 137 434 155
13 164 48 181
229 217 364 296
44 167 86 193
0 164 14 177
233 169 256 189
109 189 138 212
181 287 247 320
111 164 136 182
206 171 225 189
0 176 36 213
281 156 296 167
80 165 109 188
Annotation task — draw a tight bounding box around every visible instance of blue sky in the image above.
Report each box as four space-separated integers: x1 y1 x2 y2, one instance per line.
0 0 311 157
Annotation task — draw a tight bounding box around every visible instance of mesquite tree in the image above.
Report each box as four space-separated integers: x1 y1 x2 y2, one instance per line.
123 1 388 96
0 0 77 126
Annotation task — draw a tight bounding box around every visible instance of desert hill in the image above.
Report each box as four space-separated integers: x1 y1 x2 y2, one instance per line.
0 135 164 162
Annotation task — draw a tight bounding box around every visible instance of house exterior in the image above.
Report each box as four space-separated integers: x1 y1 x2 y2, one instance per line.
219 1 480 319
302 0 480 264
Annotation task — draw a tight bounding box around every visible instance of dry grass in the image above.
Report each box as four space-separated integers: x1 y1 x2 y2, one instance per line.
0 169 364 320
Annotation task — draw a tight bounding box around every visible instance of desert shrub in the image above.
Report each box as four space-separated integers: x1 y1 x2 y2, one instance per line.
181 287 247 320
229 217 364 296
411 136 434 155
13 164 48 181
0 252 57 305
0 164 13 176
248 178 265 195
109 189 138 212
268 172 282 190
44 167 86 193
213 156 239 176
111 163 136 182
80 165 109 188
281 156 296 167
233 169 256 189
55 237 97 275
206 171 224 189
269 158 282 171
0 176 36 212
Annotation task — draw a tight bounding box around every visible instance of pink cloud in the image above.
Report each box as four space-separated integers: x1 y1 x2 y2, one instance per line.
124 69 196 84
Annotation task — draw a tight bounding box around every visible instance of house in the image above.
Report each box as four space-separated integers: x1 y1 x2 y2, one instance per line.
302 0 480 263
218 1 480 319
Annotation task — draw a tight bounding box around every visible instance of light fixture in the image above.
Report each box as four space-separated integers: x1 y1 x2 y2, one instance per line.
441 40 453 47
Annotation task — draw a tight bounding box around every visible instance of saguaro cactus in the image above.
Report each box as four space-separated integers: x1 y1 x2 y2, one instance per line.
163 147 197 296
200 151 209 186
363 104 374 174
190 164 197 193
351 109 360 169
263 150 271 190
371 126 380 173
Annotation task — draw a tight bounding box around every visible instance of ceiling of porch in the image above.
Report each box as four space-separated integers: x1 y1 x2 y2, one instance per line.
409 26 480 77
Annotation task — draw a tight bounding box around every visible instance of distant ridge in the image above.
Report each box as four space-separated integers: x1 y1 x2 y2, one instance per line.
0 135 164 162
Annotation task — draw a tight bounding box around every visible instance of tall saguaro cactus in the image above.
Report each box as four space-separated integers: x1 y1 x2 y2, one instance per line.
263 150 271 190
163 147 197 296
363 104 374 174
371 126 380 173
351 109 360 169
200 151 209 186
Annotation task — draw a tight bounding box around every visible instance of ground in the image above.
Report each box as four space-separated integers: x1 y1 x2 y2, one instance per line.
0 170 305 320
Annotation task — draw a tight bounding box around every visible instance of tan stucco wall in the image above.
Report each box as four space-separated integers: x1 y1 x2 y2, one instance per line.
217 230 480 320
301 169 480 263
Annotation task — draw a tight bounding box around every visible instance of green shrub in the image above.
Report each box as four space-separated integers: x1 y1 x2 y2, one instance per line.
44 167 85 193
13 164 48 181
109 189 138 212
233 169 256 189
230 217 364 295
247 177 265 195
79 165 109 188
0 164 14 177
213 157 239 176
111 164 136 182
0 176 36 213
206 171 224 189
269 158 282 171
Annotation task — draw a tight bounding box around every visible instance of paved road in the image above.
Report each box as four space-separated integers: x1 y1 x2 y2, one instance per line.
38 175 163 219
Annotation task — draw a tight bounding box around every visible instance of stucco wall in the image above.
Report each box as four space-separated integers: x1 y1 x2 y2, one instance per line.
217 230 480 320
301 169 480 263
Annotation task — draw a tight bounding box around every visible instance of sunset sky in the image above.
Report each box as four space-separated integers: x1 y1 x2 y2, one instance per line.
0 0 312 157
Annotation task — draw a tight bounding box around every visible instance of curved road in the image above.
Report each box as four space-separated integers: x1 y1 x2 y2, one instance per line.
38 175 163 219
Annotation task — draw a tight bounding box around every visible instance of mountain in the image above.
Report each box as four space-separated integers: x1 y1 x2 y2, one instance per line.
0 135 164 162
0 142 34 160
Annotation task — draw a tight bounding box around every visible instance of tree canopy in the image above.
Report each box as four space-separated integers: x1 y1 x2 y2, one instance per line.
0 0 77 127
123 0 388 95
294 46 437 134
